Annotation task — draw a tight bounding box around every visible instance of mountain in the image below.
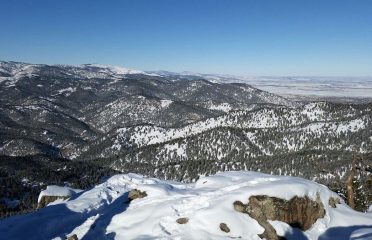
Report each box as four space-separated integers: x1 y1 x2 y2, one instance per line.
0 60 371 219
0 60 294 159
0 171 371 240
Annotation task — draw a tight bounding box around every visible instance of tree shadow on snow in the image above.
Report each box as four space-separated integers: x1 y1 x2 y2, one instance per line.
0 191 131 240
318 225 372 240
0 202 86 240
81 192 130 240
280 227 309 240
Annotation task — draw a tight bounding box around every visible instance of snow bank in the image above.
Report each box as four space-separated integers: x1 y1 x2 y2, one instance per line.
38 185 82 203
1 171 371 240
350 228 372 240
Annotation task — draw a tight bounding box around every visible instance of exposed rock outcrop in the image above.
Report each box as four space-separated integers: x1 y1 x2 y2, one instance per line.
38 195 70 209
176 217 189 224
328 197 341 208
67 234 78 240
233 193 325 240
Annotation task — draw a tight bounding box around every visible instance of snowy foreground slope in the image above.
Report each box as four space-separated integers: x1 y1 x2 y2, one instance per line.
1 172 371 240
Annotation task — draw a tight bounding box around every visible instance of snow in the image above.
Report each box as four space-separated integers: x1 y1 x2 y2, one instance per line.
83 64 145 75
151 71 372 98
302 102 326 121
350 228 372 240
56 87 77 95
38 185 82 203
0 62 37 86
160 99 173 108
105 104 370 156
208 103 232 113
301 119 366 135
162 142 187 158
1 171 371 240
0 61 157 87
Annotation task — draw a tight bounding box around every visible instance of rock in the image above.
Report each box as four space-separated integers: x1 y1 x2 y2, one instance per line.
219 223 230 233
37 185 81 209
176 217 189 224
329 197 341 208
127 189 147 202
233 200 246 213
233 193 325 240
38 195 70 209
67 234 78 240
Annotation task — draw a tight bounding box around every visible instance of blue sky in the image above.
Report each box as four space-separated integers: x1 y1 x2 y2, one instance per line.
1 0 371 76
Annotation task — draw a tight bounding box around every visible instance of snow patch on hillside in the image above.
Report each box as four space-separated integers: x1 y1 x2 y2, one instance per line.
108 103 370 152
56 87 77 96
302 102 326 121
208 103 232 112
160 99 173 108
0 62 38 86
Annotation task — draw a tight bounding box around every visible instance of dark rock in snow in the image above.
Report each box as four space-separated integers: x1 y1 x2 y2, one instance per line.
67 234 78 240
176 217 189 224
127 189 147 202
219 223 230 233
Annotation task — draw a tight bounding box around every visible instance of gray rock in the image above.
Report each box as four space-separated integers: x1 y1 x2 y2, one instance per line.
329 197 341 208
219 223 230 233
127 189 147 202
176 217 189 224
233 200 246 213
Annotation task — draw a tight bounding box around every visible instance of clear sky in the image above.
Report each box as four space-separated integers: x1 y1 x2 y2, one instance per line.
1 0 371 76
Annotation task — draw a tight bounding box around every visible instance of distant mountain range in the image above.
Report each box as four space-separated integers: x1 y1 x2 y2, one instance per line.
0 60 293 159
0 60 371 218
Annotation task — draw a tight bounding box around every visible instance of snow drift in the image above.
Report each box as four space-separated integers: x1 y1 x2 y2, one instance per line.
0 171 371 240
37 185 82 208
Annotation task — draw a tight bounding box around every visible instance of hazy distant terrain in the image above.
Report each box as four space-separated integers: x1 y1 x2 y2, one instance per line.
154 72 372 101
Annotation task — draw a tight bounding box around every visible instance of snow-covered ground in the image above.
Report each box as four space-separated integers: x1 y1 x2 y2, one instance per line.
1 171 371 240
38 185 82 204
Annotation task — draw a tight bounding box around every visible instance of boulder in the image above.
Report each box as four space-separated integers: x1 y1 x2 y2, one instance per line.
233 200 246 213
219 223 230 233
328 197 341 208
127 189 147 202
176 217 189 224
67 234 78 240
233 193 325 240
